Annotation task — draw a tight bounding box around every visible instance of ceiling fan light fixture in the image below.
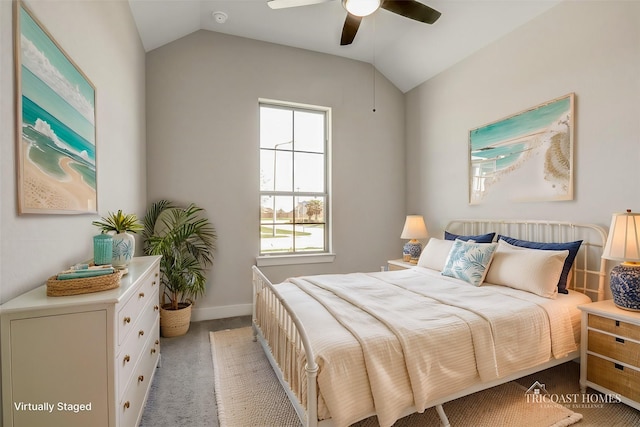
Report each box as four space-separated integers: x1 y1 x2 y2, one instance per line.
342 0 381 17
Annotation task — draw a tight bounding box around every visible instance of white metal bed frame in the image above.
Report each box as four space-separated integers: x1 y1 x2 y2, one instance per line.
251 219 609 427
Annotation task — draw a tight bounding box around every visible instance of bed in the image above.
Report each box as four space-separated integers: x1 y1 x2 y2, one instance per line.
251 219 608 427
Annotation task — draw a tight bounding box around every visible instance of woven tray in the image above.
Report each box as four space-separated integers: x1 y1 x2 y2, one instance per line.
46 270 123 297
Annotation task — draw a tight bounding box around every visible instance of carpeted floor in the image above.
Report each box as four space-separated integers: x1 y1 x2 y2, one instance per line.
140 316 252 427
141 316 640 426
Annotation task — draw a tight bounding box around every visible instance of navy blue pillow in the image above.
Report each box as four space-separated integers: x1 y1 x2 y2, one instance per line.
444 231 495 244
497 235 583 294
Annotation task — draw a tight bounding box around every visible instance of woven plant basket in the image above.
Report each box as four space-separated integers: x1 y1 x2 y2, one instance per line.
46 270 123 297
160 303 192 337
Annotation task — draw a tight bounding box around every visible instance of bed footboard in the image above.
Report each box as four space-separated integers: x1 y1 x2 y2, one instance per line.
252 265 319 427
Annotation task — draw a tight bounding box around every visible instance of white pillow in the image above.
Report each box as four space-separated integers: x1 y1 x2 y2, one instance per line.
441 239 497 286
417 238 454 271
484 240 569 299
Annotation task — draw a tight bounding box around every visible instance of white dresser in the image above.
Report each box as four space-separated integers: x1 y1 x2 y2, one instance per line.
1 256 161 427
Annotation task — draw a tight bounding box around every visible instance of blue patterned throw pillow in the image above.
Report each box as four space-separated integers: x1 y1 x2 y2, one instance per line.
441 239 498 286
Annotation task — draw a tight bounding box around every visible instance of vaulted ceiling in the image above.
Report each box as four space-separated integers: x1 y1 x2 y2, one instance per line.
128 0 560 93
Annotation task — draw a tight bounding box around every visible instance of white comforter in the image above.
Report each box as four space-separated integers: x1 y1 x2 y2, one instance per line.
274 267 583 427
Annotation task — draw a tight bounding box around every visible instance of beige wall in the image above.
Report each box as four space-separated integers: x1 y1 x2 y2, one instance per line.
146 30 406 319
405 0 640 236
0 0 147 304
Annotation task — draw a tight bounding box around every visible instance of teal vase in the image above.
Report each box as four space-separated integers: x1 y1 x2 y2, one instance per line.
93 234 113 265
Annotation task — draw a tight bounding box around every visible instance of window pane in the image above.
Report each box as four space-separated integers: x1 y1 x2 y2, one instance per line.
261 225 294 254
294 110 325 153
295 196 325 224
259 150 274 191
295 224 325 252
294 152 324 192
260 106 292 149
260 195 274 224
274 149 293 192
274 196 294 223
261 146 294 192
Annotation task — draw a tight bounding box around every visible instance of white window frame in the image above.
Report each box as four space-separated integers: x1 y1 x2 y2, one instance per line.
256 99 334 266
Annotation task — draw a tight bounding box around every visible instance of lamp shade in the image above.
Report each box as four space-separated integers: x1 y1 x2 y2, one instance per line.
602 210 640 262
401 215 429 240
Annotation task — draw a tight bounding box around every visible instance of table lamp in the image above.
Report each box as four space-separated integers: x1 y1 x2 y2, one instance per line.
401 215 429 264
602 209 640 311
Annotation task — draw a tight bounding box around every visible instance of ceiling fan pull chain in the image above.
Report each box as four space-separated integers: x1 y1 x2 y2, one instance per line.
372 15 376 113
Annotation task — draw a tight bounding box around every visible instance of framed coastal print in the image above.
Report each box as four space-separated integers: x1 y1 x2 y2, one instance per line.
14 1 97 214
468 93 574 205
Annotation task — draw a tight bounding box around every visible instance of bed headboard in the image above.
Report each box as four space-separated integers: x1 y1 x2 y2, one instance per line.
445 219 608 302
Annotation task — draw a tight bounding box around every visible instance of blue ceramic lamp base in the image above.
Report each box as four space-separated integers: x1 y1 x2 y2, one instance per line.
610 263 640 312
403 239 423 264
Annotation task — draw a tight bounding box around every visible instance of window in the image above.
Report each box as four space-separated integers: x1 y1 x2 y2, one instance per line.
259 101 330 258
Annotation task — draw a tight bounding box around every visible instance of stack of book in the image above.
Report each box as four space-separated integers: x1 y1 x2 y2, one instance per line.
57 264 115 280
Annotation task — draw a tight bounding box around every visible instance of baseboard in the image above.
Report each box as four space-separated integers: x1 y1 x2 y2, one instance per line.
191 303 252 321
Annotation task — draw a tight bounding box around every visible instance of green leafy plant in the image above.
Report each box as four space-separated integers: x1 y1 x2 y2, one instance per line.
92 210 143 234
142 200 216 310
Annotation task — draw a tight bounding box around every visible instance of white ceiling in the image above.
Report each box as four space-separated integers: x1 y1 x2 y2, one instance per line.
128 0 561 93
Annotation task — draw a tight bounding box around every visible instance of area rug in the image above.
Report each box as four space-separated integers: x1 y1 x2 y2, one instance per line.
211 327 582 427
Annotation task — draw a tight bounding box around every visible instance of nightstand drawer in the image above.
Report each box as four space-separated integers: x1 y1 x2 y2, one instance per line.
588 313 640 341
587 354 640 402
588 329 640 368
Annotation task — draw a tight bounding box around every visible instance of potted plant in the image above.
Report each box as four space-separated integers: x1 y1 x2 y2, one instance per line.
92 210 144 268
142 200 216 337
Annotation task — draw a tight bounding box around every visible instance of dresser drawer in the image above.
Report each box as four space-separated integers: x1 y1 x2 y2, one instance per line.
587 354 640 402
117 268 159 345
588 329 640 368
117 289 159 399
119 317 160 427
588 313 640 341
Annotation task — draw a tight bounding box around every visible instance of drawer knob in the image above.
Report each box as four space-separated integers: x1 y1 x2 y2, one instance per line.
124 317 131 324
151 348 157 354
155 340 160 345
139 330 145 337
124 401 130 410
154 305 159 311
155 272 158 277
615 363 624 371
615 337 625 344
124 355 131 363
152 280 157 286
139 292 145 298
138 375 144 382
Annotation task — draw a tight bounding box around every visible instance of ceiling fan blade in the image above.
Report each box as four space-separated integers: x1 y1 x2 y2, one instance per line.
381 0 441 24
267 0 331 9
340 13 362 46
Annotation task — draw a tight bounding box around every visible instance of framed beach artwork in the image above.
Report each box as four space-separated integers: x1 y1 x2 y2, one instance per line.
469 93 574 205
14 1 97 214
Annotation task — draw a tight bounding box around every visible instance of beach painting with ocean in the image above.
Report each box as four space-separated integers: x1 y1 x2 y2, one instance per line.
469 94 574 205
16 2 96 214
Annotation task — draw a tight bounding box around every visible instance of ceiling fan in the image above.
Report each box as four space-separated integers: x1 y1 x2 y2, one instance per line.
267 0 441 46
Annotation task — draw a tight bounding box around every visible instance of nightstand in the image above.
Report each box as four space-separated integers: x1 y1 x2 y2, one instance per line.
578 299 640 410
387 259 415 271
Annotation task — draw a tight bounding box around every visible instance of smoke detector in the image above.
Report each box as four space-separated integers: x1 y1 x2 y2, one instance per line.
212 11 228 24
